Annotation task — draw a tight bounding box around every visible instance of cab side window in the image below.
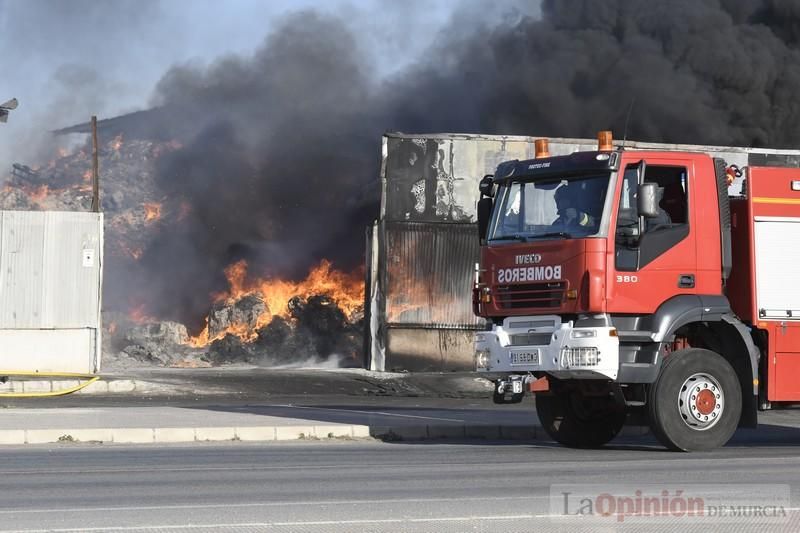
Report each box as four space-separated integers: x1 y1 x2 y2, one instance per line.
615 164 689 271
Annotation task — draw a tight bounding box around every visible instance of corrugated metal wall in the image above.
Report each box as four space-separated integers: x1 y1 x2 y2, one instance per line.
373 133 534 371
385 222 481 329
0 211 103 373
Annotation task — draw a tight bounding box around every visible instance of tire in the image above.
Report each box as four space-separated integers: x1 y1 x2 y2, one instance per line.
536 388 626 448
648 348 741 452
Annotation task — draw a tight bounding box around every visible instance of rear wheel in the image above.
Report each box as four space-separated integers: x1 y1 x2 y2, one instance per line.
648 348 741 451
536 387 626 448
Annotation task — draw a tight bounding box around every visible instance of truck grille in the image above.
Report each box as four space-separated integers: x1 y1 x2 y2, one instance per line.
495 282 566 310
509 332 552 346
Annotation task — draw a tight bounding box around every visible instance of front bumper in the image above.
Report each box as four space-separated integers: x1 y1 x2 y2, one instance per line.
474 314 619 380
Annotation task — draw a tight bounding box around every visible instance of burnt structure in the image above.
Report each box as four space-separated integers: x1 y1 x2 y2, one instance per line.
366 132 526 372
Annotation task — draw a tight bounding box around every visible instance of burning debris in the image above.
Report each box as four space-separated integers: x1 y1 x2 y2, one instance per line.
143 202 162 223
285 294 363 361
208 294 268 341
202 293 363 367
112 289 364 368
1 135 365 369
180 259 365 366
122 321 191 366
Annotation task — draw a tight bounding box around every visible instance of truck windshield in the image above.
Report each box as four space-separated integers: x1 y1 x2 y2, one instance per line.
489 173 610 241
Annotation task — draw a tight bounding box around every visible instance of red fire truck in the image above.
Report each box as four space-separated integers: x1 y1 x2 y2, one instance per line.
473 131 800 451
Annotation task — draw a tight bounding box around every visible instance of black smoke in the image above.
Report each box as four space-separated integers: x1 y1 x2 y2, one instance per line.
105 11 385 328
104 1 800 329
389 0 800 148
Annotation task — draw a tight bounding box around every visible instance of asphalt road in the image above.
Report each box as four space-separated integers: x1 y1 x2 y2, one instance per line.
2 440 799 532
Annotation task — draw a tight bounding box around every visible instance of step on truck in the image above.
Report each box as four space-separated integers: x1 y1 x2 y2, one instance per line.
473 131 800 451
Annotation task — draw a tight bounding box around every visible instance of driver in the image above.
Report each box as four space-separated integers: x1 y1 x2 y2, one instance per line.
552 184 594 230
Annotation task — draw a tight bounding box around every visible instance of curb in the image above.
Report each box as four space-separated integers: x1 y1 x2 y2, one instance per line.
0 425 372 445
370 424 650 442
0 424 651 445
0 378 191 396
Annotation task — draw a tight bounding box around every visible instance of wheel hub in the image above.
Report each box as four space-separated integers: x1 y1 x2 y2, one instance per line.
695 389 716 415
678 373 724 430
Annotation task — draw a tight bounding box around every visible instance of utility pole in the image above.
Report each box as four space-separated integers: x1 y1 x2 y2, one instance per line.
91 116 100 212
0 98 18 123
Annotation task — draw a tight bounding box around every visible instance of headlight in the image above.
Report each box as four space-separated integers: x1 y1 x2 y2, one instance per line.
562 347 599 366
571 329 597 339
475 349 491 370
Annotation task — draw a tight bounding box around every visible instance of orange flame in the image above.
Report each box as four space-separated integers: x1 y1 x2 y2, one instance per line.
129 304 157 324
151 139 183 158
144 202 162 223
118 242 144 260
27 185 50 204
187 260 363 347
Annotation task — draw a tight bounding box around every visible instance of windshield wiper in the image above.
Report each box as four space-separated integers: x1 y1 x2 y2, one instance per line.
490 234 530 242
529 231 573 239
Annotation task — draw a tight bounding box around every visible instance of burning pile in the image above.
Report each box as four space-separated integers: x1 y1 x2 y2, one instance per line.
184 259 364 366
1 136 365 368
114 258 365 368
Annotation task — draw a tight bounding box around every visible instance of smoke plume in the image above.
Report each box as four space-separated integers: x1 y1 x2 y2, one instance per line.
390 0 800 148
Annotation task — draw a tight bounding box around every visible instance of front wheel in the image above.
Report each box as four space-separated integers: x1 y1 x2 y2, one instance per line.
536 387 626 448
648 348 741 452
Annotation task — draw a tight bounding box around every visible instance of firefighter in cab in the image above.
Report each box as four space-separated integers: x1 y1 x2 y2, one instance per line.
552 183 594 230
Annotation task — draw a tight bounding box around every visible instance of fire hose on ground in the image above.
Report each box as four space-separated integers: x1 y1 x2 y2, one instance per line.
0 371 100 398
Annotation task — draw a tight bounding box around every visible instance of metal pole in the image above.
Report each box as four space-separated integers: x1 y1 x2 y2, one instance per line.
91 116 100 212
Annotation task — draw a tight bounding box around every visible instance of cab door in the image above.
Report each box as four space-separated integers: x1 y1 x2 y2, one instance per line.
607 157 697 313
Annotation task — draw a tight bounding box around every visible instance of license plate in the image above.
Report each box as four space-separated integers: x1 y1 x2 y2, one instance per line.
510 350 540 366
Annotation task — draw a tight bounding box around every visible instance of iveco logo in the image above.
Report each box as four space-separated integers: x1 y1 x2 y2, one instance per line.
515 254 542 265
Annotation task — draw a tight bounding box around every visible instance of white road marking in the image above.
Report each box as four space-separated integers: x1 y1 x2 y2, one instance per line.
0 514 548 532
0 495 547 515
4 509 800 532
0 459 517 476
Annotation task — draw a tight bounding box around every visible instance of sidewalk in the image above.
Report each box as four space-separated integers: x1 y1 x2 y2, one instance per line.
0 402 548 445
0 405 372 445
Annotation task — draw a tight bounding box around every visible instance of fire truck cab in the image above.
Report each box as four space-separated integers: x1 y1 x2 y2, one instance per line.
474 132 800 451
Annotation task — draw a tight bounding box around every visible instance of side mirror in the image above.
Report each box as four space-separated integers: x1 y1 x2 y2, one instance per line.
636 159 647 186
477 197 493 241
479 174 494 198
637 182 660 219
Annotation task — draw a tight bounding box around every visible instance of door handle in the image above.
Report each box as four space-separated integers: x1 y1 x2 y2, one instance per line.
678 274 695 289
